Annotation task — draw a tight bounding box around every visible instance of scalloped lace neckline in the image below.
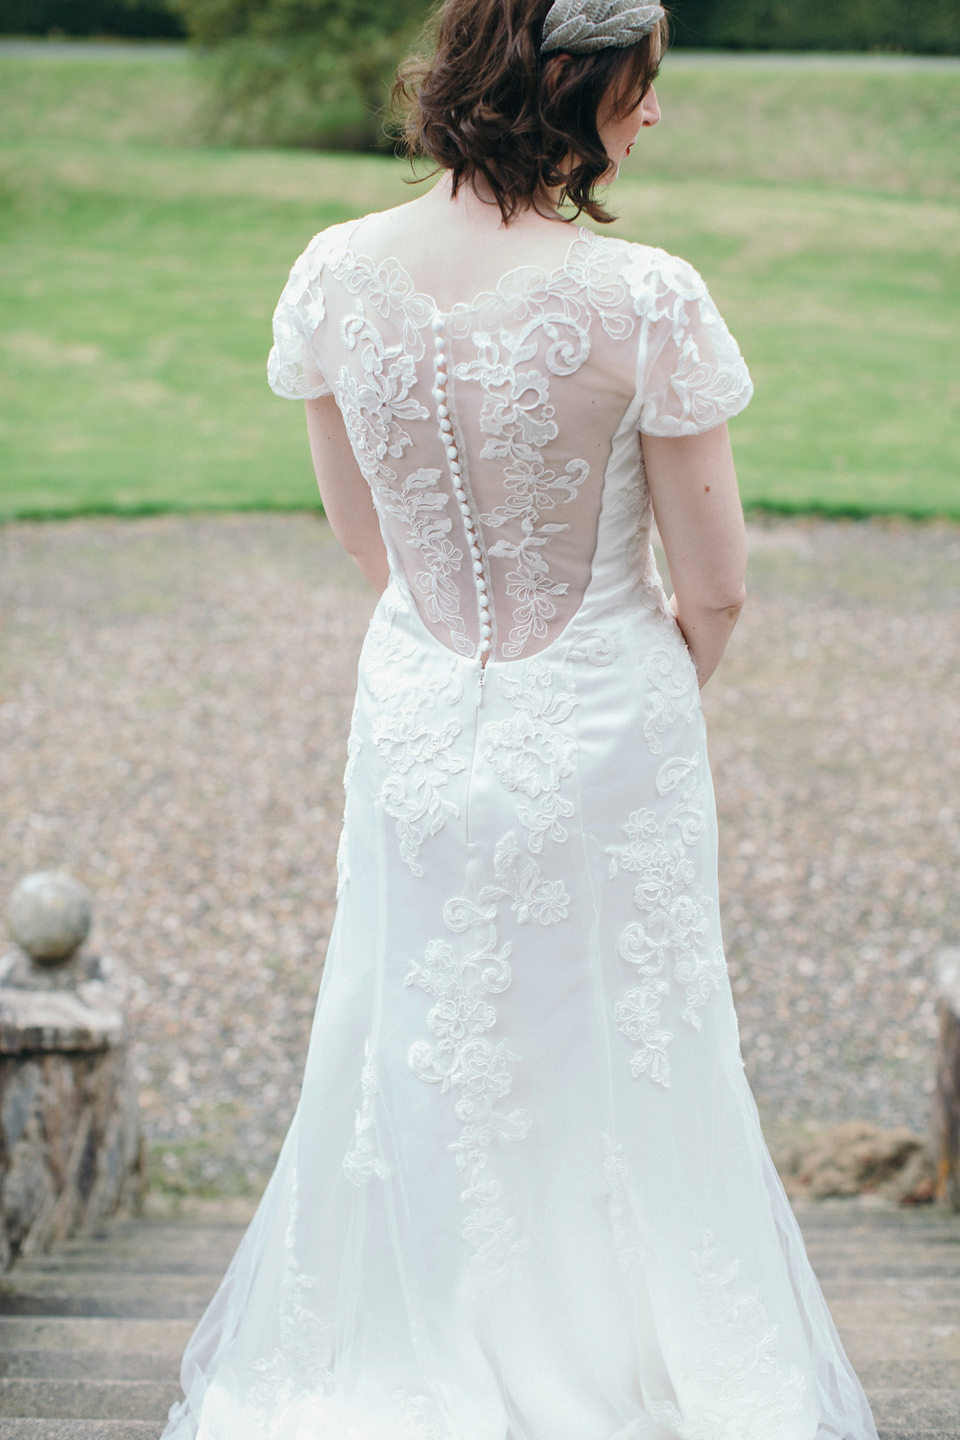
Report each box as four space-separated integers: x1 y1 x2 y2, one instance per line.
339 219 598 320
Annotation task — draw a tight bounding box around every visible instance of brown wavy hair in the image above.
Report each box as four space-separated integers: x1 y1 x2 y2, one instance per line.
393 0 668 224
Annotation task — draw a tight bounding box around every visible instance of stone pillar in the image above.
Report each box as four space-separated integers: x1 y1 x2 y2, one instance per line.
0 873 143 1271
934 948 960 1211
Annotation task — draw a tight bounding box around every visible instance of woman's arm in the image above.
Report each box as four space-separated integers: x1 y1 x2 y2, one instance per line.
305 395 389 593
640 422 747 688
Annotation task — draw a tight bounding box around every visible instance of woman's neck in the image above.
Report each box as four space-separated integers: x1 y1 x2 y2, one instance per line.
424 170 571 231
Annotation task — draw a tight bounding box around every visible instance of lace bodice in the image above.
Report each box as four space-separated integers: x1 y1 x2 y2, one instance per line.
268 218 752 664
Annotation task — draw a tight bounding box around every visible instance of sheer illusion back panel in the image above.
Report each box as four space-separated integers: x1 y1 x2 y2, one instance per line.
268 220 749 665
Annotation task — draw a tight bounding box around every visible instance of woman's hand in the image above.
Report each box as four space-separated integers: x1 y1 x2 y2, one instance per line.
641 423 747 688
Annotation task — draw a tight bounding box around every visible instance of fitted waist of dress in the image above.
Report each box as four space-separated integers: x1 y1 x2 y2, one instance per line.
367 568 679 681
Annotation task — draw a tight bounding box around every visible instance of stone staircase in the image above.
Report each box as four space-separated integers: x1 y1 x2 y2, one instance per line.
0 1202 956 1438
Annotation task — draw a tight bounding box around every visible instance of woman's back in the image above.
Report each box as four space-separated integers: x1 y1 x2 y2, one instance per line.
269 199 752 662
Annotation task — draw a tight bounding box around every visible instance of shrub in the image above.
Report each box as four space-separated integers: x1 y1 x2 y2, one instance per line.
174 0 432 150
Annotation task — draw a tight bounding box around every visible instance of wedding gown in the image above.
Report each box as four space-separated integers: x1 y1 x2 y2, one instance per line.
162 215 878 1440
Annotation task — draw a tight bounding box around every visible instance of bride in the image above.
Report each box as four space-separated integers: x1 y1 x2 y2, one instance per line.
163 2 880 1437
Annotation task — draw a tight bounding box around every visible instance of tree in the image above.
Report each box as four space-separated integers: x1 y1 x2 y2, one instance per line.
174 0 433 149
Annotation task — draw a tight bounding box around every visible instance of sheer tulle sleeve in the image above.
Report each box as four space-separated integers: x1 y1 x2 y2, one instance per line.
626 248 753 437
267 230 336 400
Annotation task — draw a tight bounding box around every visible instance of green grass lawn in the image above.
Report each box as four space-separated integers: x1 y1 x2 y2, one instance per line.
1 46 958 519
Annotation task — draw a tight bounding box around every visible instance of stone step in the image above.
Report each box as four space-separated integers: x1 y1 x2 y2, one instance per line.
792 1204 960 1232
0 1291 207 1321
877 1432 957 1440
0 1350 181 1382
863 1389 960 1430
803 1219 960 1241
0 1422 161 1439
0 1377 178 1421
2 1268 219 1303
820 1322 960 1377
10 1257 226 1280
0 1317 195 1353
813 1263 960 1283
854 1356 960 1389
13 1247 234 1279
19 1228 245 1272
0 1267 212 1321
0 1202 954 1437
802 1222 960 1241
821 1294 960 1325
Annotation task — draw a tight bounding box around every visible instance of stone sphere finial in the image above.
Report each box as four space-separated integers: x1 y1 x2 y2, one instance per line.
6 872 92 964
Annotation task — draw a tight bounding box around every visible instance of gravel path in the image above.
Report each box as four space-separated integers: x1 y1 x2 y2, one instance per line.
1 513 958 1194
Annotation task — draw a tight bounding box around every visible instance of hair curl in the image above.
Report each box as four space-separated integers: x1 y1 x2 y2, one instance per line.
393 0 667 224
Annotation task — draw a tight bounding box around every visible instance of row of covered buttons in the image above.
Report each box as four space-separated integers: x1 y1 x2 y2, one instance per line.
432 314 492 656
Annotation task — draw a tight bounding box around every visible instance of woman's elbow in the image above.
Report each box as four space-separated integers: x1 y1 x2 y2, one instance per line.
720 579 747 616
692 579 747 619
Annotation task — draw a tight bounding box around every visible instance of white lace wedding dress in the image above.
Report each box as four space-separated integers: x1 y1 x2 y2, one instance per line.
162 216 878 1440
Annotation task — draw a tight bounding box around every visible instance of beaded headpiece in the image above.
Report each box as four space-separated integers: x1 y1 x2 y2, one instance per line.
540 0 664 54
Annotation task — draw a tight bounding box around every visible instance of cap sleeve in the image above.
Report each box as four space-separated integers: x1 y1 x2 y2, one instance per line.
267 229 339 400
626 248 753 437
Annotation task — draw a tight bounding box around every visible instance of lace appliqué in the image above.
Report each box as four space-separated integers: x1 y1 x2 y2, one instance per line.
394 1390 450 1440
267 227 347 399
336 726 362 897
601 1132 649 1276
404 896 533 1286
368 657 465 877
330 252 473 658
479 831 569 925
625 248 753 438
342 1038 391 1185
378 468 469 654
451 232 637 660
562 628 619 666
641 643 699 755
248 1172 334 1422
460 326 585 658
607 754 723 1085
647 1231 808 1440
484 661 578 853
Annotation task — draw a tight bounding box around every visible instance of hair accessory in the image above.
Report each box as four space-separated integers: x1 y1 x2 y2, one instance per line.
540 0 664 54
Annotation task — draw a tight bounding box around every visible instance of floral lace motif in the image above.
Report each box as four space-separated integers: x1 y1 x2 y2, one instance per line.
478 831 570 925
484 661 578 853
336 725 363 897
342 1038 391 1186
394 1390 450 1440
623 248 754 438
378 469 470 654
607 753 723 1084
641 644 699 755
404 894 533 1286
647 1231 808 1440
601 1132 649 1276
329 247 474 658
248 1171 335 1420
367 656 465 877
450 234 638 659
562 628 619 666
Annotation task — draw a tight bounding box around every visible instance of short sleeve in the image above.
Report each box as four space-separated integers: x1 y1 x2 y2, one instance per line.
267 229 338 400
626 248 753 437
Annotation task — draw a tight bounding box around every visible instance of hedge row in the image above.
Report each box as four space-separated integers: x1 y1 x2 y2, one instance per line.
670 0 960 54
4 0 959 53
0 0 185 38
